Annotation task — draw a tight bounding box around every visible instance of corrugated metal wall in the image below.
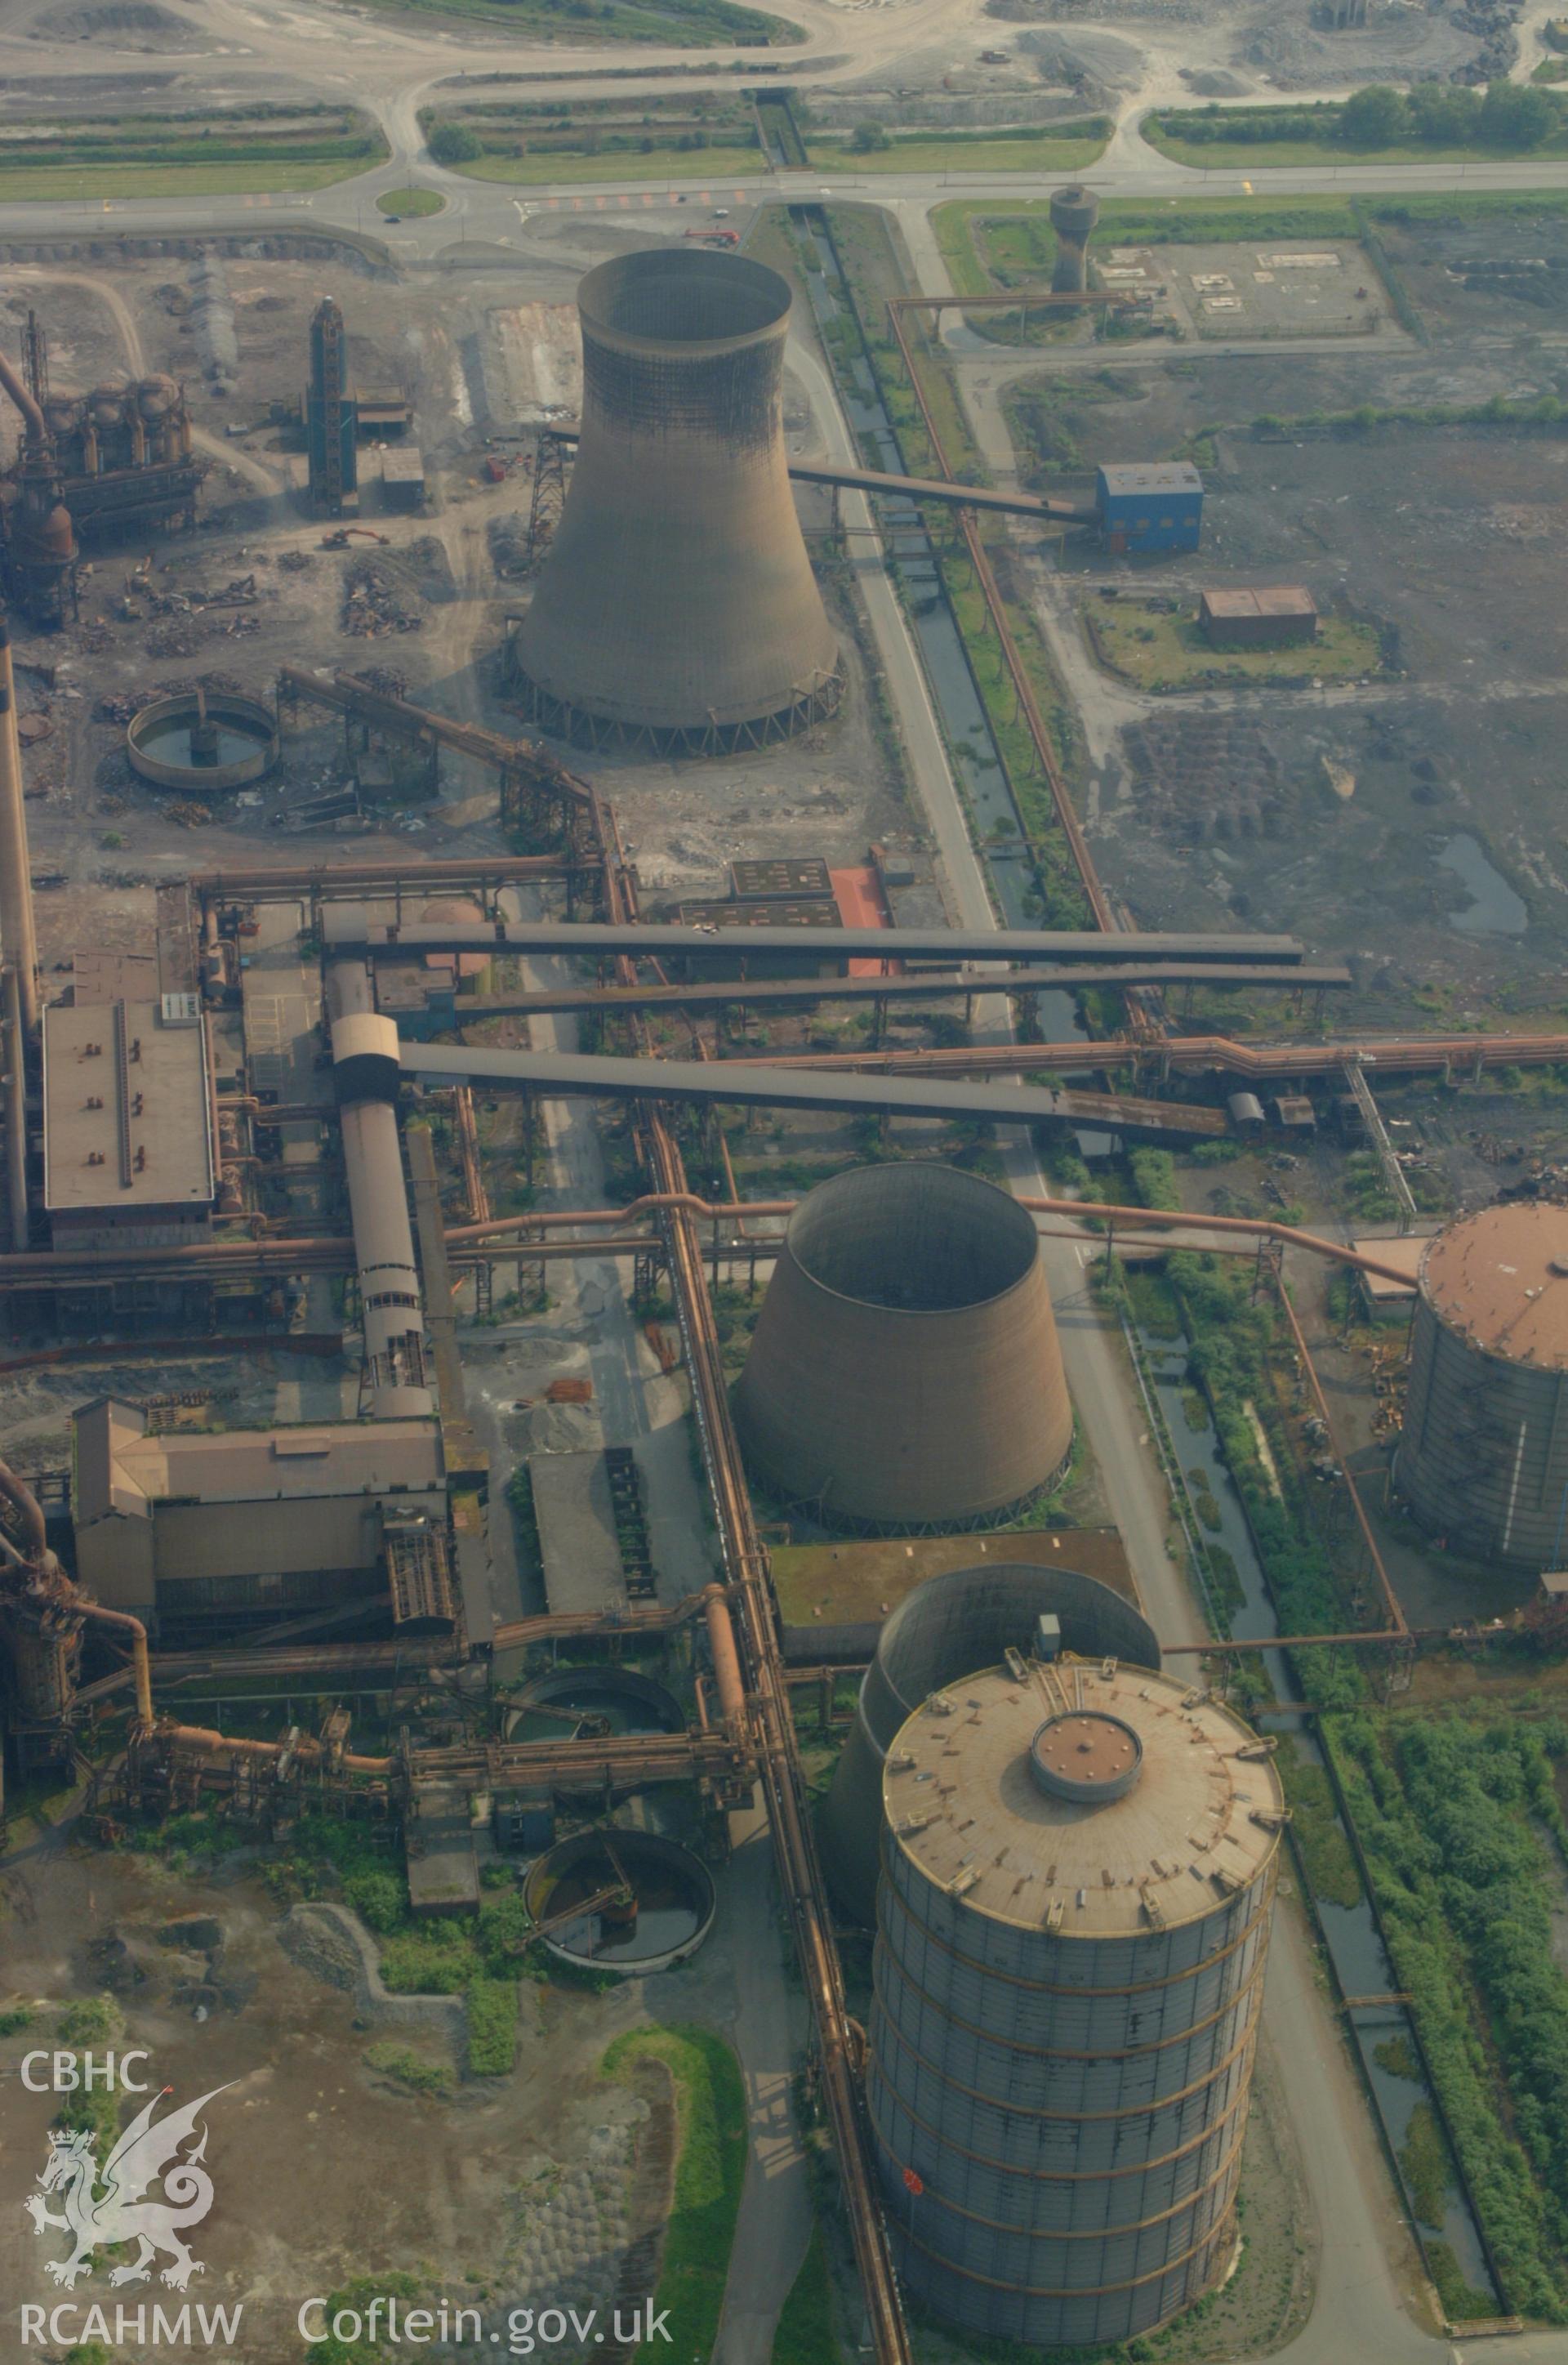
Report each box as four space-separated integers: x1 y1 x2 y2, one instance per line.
865 1761 1276 2345
1397 1294 1568 1570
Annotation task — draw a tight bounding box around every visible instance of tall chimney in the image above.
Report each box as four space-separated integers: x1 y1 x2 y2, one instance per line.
512 248 842 754
0 623 38 1034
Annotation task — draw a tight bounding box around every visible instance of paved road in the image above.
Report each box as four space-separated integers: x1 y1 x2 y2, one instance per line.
710 1806 813 2365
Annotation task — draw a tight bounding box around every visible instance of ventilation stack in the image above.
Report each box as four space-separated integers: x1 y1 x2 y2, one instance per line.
511 248 842 753
1050 185 1100 300
822 1561 1160 1920
733 1162 1072 1531
1395 1203 1568 1570
869 1653 1282 2348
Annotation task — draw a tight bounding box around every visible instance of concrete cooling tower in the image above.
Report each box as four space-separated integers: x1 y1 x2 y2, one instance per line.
821 1561 1160 1919
732 1162 1072 1531
1395 1202 1568 1570
869 1651 1282 2348
511 248 842 753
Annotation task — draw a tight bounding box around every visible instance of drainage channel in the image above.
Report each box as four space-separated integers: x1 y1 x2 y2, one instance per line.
793 205 1098 1078
1131 1305 1501 2316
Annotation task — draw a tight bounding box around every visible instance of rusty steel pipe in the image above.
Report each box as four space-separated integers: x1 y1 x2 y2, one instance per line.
703 1582 747 1732
158 1720 392 1774
0 346 47 448
0 1450 47 1557
78 1602 154 1731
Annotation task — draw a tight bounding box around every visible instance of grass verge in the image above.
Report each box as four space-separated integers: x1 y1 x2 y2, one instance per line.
603 2025 747 2364
358 0 798 43
1084 595 1381 691
456 143 765 185
1144 123 1568 168
0 158 378 199
376 185 445 216
0 105 385 199
1329 1713 1568 2318
807 122 1108 176
771 2220 840 2363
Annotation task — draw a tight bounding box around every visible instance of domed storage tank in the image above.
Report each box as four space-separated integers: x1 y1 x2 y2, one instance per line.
868 1656 1282 2349
136 373 180 421
88 381 130 427
733 1162 1072 1532
1395 1202 1568 1571
821 1560 1159 1919
43 390 85 439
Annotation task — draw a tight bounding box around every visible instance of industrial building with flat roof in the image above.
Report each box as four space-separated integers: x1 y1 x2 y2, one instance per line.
1199 587 1317 649
72 1399 448 1634
1097 463 1203 555
42 994 215 1245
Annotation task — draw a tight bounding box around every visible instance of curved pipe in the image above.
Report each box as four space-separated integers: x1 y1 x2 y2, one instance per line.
0 1452 46 1556
158 1721 391 1775
78 1602 154 1732
0 347 47 448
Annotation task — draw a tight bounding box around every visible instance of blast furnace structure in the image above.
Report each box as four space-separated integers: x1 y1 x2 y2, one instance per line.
1395 1201 1568 1571
733 1162 1072 1530
510 248 842 752
869 1653 1283 2349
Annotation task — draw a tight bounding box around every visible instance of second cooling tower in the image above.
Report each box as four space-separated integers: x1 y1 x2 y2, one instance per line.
512 248 842 752
733 1162 1072 1528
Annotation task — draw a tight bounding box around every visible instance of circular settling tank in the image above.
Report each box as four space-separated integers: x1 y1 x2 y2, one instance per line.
127 691 278 792
523 1830 715 1976
505 1665 684 1747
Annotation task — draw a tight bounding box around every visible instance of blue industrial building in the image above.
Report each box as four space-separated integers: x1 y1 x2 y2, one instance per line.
1096 462 1203 555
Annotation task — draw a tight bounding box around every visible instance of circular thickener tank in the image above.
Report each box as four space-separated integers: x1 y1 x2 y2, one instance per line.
505 1665 684 1747
821 1560 1160 1920
1396 1202 1568 1570
511 247 841 747
733 1162 1073 1531
127 693 278 792
869 1658 1282 2349
523 1829 715 1977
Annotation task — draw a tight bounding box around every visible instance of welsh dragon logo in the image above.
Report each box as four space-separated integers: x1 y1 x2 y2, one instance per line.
25 2083 232 2291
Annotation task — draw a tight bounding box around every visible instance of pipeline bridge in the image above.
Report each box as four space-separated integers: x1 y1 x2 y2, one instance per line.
321 910 1318 970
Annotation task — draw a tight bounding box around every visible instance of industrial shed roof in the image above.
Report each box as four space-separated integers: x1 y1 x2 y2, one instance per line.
1200 587 1316 621
1098 463 1202 496
42 999 215 1214
73 1399 445 1524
